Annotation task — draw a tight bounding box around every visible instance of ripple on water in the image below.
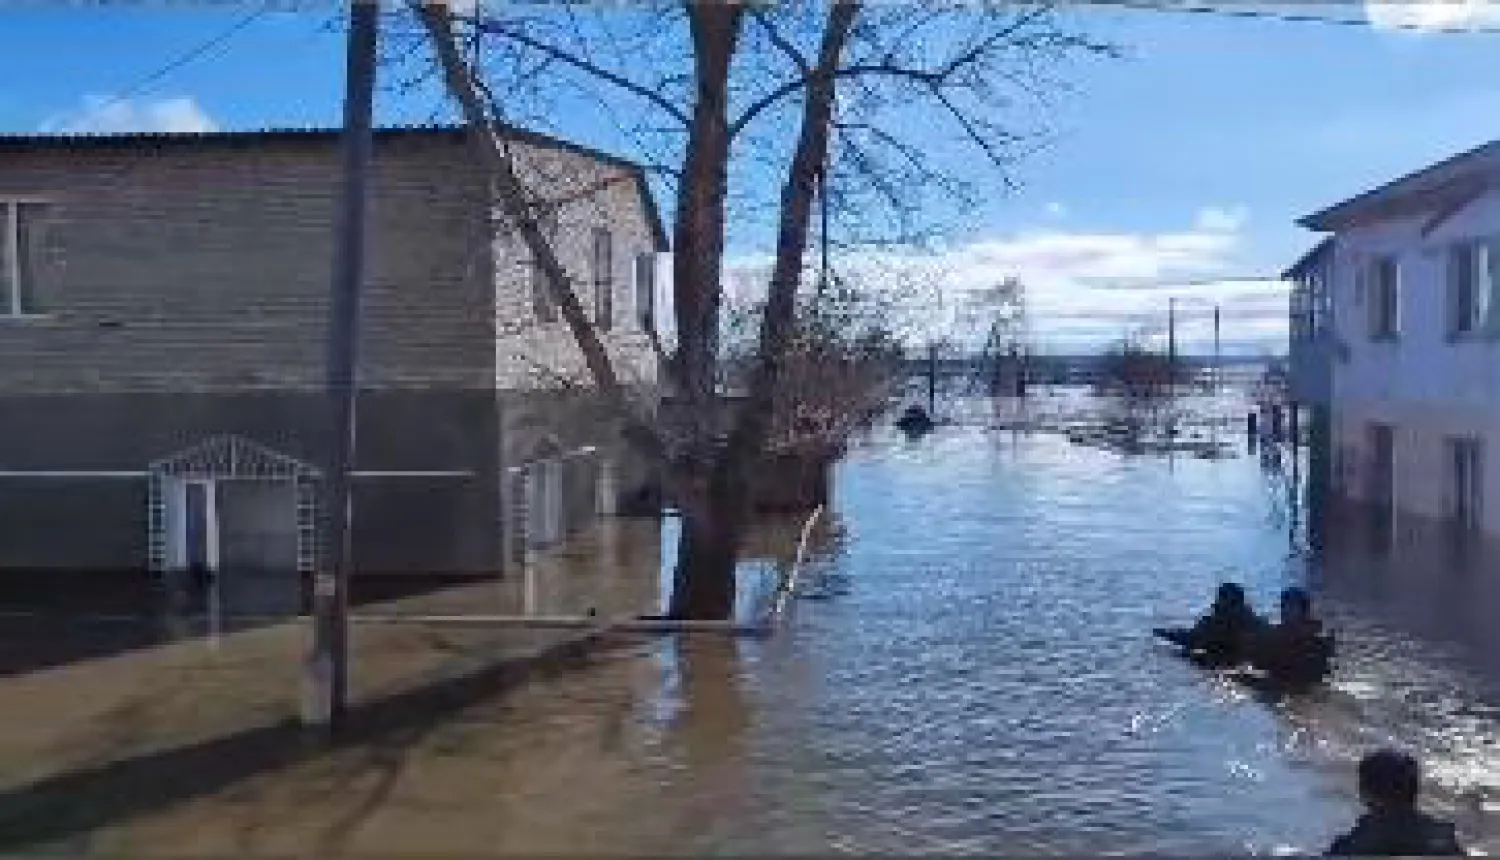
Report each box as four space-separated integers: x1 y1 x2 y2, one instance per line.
434 420 1500 855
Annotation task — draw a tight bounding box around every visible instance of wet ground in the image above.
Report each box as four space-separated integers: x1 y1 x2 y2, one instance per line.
4 412 1500 854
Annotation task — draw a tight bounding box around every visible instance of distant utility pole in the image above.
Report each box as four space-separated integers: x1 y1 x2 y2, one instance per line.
1212 304 1221 393
1167 297 1177 395
309 0 378 731
927 340 938 416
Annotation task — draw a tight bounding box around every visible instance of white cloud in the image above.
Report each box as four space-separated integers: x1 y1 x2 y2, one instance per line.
40 95 217 135
1364 0 1500 30
727 206 1289 355
1044 201 1068 219
1193 205 1249 234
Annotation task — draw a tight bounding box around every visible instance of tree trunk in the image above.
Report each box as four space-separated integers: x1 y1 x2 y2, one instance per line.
672 5 744 448
667 472 746 621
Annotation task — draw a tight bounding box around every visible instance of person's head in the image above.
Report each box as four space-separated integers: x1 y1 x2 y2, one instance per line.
1215 582 1247 610
1280 587 1312 623
1357 749 1422 812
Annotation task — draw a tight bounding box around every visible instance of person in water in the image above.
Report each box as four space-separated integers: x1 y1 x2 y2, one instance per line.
1328 749 1465 855
1183 582 1264 665
1253 587 1333 686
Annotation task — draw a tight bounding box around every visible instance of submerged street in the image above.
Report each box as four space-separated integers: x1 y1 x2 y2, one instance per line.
4 404 1500 854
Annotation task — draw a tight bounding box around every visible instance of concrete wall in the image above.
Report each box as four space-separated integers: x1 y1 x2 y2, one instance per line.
0 129 667 574
1332 401 1500 534
1328 185 1500 540
1331 189 1500 411
0 391 502 573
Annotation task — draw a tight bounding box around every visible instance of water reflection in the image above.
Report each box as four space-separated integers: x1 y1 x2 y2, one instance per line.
57 409 1500 854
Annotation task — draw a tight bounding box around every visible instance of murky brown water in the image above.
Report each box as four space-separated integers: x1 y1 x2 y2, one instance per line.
447 415 1500 855
12 397 1500 855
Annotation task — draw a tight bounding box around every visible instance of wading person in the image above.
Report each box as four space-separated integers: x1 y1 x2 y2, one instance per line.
1253 587 1333 688
1174 582 1264 666
1327 749 1465 856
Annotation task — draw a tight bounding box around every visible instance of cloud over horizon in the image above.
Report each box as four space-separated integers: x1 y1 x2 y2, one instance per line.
727 206 1289 356
40 95 217 135
1364 0 1500 31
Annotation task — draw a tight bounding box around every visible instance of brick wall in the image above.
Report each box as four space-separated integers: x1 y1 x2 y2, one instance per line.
0 130 664 397
0 133 507 393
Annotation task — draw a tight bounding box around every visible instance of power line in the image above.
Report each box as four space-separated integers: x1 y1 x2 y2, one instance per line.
1093 0 1500 35
41 6 277 196
86 7 272 119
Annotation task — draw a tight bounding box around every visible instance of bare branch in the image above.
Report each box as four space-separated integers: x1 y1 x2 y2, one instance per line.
415 0 675 475
463 14 691 127
750 8 810 76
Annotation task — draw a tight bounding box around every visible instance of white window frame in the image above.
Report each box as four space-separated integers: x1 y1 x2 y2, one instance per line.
633 251 656 333
1448 238 1500 340
1368 255 1400 341
1 197 50 318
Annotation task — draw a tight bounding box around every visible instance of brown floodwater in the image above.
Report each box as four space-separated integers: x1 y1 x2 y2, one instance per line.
14 397 1500 855
398 414 1500 854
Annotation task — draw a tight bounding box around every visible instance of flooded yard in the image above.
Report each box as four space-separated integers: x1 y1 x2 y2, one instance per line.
4 416 1500 854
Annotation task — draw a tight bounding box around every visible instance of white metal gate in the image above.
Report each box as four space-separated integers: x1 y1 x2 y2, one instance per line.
146 435 321 578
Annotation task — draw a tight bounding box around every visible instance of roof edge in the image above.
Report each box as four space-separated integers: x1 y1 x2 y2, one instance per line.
1297 138 1500 232
0 123 671 251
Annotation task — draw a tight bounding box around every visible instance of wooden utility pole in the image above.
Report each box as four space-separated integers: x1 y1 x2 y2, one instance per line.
1212 304 1221 394
1166 297 1177 396
308 0 378 731
927 341 938 416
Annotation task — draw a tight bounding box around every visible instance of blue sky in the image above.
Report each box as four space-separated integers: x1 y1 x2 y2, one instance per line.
3 3 1500 354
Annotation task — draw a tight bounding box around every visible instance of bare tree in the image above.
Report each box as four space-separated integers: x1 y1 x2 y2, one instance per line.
407 0 1113 619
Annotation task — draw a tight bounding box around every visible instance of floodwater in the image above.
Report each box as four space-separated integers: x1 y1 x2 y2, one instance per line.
450 408 1500 855
12 395 1500 854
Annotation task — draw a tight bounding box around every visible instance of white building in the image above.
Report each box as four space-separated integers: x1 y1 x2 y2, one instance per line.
1294 140 1500 542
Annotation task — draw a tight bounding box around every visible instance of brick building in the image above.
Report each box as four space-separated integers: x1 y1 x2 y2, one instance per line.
0 126 666 587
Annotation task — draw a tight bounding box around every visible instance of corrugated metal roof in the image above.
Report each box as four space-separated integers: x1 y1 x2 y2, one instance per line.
0 123 671 251
1298 139 1500 232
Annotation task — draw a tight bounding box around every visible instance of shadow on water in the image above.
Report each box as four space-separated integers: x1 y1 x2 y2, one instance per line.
0 570 510 677
11 402 1500 853
0 627 629 851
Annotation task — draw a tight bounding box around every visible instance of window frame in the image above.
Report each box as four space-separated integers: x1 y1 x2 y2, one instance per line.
1 197 51 319
1445 435 1484 532
1367 255 1400 342
592 226 613 331
1446 239 1495 340
633 251 656 333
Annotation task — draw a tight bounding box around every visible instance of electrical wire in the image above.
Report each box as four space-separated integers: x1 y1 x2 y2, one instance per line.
1092 0 1500 36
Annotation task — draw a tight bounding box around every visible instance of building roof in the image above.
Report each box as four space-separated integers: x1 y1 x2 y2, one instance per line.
1281 237 1334 280
1298 138 1500 232
0 124 670 251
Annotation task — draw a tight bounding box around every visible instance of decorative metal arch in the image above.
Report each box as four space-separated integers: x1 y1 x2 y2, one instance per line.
149 435 322 480
146 435 322 577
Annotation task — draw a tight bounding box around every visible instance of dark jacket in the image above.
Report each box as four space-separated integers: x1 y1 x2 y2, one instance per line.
1187 604 1264 664
1327 809 1465 856
1253 620 1333 686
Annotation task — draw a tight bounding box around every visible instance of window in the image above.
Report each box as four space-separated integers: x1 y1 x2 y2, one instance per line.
1 200 49 316
529 208 560 324
1447 239 1498 339
1367 423 1395 512
1368 256 1400 340
634 252 656 332
592 226 613 331
1446 436 1483 531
